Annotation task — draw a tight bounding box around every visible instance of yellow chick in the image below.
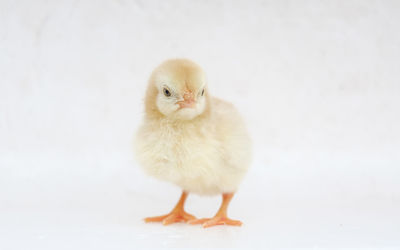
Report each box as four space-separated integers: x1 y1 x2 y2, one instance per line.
135 59 251 228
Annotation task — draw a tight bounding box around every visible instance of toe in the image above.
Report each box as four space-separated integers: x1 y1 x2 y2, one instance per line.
202 217 225 228
225 218 242 226
188 218 210 225
144 215 168 223
202 217 243 228
161 212 197 225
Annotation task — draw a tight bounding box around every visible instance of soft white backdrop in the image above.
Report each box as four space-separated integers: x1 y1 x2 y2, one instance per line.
1 0 399 249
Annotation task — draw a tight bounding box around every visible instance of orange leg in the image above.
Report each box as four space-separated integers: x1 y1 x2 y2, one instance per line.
144 191 196 225
189 193 242 228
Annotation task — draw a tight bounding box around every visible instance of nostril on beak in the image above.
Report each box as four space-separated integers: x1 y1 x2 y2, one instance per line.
183 92 194 102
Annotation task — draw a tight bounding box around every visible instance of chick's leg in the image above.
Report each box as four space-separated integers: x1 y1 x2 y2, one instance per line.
189 193 242 228
144 191 196 225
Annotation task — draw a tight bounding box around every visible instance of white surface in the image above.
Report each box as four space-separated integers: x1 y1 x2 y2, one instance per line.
1 0 399 249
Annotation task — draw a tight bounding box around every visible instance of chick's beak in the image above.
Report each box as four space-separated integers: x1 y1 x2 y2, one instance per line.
177 91 195 108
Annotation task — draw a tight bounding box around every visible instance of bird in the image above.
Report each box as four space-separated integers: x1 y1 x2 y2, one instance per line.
135 59 252 228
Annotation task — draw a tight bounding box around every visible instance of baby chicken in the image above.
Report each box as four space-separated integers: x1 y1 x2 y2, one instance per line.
135 59 251 228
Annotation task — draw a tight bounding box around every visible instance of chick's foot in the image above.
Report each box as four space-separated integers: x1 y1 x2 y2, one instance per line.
144 191 196 225
188 193 242 228
145 210 196 225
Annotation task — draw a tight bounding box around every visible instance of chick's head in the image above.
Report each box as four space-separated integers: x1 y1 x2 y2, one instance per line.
145 59 209 120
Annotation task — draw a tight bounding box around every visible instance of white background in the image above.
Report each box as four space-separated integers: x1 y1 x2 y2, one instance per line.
1 0 399 249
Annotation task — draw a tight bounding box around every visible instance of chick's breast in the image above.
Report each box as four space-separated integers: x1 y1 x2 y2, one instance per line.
135 98 251 196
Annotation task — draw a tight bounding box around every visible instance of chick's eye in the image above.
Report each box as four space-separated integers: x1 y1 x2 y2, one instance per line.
201 89 205 96
163 88 171 97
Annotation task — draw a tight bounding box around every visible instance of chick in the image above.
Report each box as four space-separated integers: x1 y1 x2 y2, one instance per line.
135 59 251 228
